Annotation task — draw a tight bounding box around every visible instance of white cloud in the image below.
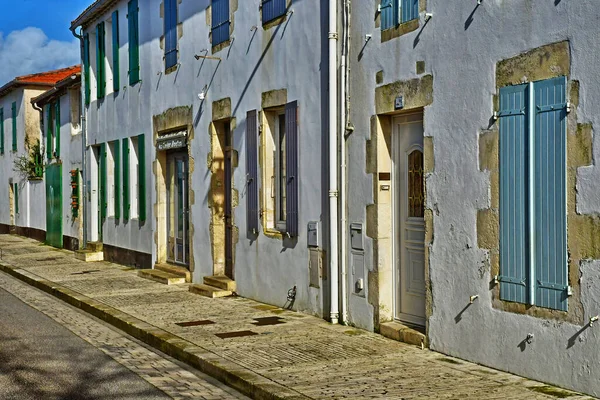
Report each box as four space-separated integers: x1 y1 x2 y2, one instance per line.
0 27 80 87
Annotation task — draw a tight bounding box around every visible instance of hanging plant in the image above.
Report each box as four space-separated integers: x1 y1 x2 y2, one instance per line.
13 140 44 180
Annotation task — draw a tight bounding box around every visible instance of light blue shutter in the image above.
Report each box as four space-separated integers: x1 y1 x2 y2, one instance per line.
533 77 568 311
262 0 286 24
380 0 394 30
401 0 419 23
164 0 178 69
211 0 230 46
498 84 529 304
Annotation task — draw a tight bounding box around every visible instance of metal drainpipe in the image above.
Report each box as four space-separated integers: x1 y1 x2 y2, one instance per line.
70 26 88 249
339 0 351 325
329 0 340 324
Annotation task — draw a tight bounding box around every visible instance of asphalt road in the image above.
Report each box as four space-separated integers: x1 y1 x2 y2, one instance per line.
0 286 173 400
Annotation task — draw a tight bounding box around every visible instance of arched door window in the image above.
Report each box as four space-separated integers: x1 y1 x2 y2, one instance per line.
408 150 424 218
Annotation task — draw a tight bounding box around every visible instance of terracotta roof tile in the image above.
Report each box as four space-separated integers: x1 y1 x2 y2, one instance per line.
15 65 81 86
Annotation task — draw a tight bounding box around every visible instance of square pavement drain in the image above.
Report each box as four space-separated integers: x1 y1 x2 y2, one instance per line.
215 330 259 339
252 317 286 326
175 320 215 327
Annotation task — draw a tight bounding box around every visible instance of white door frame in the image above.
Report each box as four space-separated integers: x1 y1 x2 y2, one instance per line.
391 112 426 326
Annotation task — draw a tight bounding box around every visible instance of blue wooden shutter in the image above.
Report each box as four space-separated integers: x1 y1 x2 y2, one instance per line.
0 108 4 155
114 141 121 220
122 138 130 220
128 0 140 85
96 22 106 99
84 34 91 105
211 0 230 46
262 0 286 24
285 101 298 237
380 0 395 30
100 143 107 220
533 77 568 311
112 10 120 92
138 134 146 222
11 102 16 151
164 0 178 69
401 0 419 23
246 110 259 234
498 84 529 304
46 105 52 159
55 101 60 158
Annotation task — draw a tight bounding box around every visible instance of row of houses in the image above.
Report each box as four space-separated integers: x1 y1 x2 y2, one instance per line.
2 0 599 396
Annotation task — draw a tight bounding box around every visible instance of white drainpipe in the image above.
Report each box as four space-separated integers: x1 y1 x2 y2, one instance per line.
329 0 339 324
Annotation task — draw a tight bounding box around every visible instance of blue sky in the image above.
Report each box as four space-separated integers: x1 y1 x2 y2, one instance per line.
0 0 91 85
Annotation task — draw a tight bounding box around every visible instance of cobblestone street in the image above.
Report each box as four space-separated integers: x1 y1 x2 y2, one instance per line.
0 235 594 400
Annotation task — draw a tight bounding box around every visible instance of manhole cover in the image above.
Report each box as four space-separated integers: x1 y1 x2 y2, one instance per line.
175 320 215 327
252 317 285 326
71 269 102 275
215 330 258 339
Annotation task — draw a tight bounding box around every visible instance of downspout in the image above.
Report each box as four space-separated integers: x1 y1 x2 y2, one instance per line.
339 0 351 325
70 26 88 249
329 0 339 324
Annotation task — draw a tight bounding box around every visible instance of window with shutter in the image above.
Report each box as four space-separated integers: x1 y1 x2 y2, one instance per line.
138 133 146 221
100 143 108 220
0 108 4 155
262 0 286 24
246 110 259 234
122 138 130 220
211 0 230 47
498 77 568 311
112 10 120 92
11 102 16 152
55 101 61 158
164 0 178 69
128 0 140 85
285 101 298 237
96 22 106 99
84 34 91 105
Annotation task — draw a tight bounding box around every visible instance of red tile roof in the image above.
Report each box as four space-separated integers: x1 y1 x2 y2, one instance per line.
14 65 81 86
0 65 81 98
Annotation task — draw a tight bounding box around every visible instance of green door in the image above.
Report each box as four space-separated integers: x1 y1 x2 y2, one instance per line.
46 164 63 248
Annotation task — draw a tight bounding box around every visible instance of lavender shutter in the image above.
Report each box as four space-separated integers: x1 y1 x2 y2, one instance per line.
533 77 568 311
285 101 298 237
498 84 529 305
246 110 259 234
164 0 178 68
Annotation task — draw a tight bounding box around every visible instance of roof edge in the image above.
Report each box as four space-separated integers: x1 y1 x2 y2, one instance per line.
31 73 82 106
71 0 119 30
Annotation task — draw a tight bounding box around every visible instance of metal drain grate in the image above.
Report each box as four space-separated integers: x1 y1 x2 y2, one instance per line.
175 320 215 327
215 330 258 339
252 316 286 326
71 269 102 275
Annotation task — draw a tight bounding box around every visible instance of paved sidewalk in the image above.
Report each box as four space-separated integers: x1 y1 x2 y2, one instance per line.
0 235 593 400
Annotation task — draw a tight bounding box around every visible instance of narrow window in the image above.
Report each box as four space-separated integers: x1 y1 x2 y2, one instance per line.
137 133 146 221
211 0 230 47
128 0 140 85
107 142 116 217
83 34 91 105
262 0 286 24
55 100 61 158
14 183 18 214
122 138 130 220
112 10 120 92
275 112 287 230
0 107 4 155
100 142 108 220
164 0 178 69
113 140 121 220
11 102 17 152
96 22 106 99
129 136 139 219
246 110 259 234
408 150 424 218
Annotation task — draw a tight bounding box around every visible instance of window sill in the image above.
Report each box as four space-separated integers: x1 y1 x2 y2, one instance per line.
381 18 419 43
262 14 287 31
212 39 231 55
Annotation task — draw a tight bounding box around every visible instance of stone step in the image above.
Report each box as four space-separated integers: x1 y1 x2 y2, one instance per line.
74 250 104 262
138 269 186 285
155 263 191 282
379 321 428 348
86 241 103 252
189 284 232 298
203 275 236 291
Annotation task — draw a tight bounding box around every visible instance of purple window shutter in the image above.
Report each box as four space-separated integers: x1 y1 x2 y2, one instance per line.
285 101 298 237
246 110 259 234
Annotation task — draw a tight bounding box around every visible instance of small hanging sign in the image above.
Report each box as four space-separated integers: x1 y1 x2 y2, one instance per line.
395 96 404 110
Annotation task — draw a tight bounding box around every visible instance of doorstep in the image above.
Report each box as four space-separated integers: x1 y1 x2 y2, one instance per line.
380 321 428 348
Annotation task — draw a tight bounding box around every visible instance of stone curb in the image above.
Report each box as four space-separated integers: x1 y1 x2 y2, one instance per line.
0 261 310 400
